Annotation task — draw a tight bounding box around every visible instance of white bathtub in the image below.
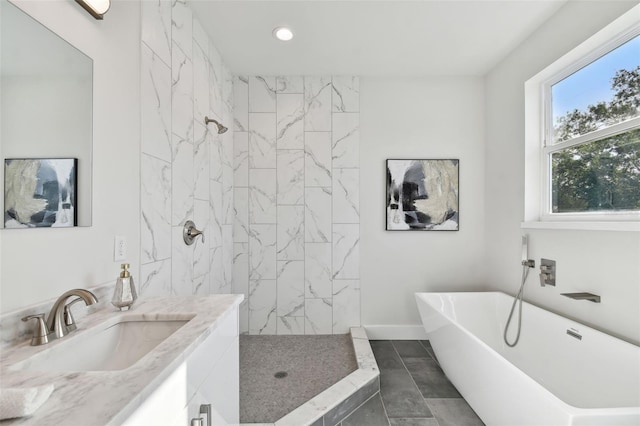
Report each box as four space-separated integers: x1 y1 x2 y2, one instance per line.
415 292 640 426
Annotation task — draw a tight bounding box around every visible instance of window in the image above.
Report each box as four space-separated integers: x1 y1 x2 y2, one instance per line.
524 5 640 229
545 34 640 217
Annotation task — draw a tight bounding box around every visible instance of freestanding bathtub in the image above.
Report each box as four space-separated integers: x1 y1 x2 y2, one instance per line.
415 292 640 426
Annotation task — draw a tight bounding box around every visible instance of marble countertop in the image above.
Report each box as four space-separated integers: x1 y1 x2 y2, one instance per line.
0 294 243 425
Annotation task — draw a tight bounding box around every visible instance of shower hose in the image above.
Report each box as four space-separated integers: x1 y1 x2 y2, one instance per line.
503 264 531 347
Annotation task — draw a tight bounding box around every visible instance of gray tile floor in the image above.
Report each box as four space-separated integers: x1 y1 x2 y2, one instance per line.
339 340 485 426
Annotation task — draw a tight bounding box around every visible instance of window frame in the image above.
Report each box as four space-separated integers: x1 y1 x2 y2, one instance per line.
523 6 640 230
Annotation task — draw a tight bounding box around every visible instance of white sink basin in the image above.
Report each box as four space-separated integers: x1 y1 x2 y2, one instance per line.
14 315 193 372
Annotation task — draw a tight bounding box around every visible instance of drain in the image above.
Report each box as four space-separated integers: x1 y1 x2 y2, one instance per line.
274 371 288 379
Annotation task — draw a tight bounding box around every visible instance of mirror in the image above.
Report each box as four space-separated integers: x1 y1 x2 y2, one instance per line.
1 0 93 228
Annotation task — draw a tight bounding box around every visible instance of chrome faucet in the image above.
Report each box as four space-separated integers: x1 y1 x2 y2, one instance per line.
46 289 98 339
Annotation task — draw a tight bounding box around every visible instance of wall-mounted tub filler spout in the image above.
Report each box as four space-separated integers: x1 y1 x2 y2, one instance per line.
561 292 601 303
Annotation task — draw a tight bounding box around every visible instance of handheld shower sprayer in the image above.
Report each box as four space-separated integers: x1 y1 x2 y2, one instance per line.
504 235 534 347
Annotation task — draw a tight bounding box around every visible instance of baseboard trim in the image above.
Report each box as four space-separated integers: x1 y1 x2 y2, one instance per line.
363 325 427 340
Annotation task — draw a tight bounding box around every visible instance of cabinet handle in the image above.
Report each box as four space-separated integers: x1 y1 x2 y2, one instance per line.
199 404 212 426
190 418 203 426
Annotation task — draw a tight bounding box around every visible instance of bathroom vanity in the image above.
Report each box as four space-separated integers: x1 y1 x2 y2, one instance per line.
0 294 243 425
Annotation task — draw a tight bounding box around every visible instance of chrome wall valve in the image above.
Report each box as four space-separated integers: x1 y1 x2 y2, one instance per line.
183 220 205 246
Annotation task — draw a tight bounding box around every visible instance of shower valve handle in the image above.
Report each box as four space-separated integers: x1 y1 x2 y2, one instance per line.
183 220 205 246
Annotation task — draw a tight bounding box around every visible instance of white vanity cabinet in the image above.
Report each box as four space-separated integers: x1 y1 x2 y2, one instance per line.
122 306 239 426
186 340 239 425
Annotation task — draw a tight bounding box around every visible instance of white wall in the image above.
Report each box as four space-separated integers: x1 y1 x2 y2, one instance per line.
0 0 140 312
485 1 640 344
360 77 487 327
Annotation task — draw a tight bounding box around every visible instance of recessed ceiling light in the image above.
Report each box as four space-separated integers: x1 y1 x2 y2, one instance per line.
273 26 294 42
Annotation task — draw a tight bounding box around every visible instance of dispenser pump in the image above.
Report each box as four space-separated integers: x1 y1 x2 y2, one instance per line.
112 263 137 311
120 263 131 278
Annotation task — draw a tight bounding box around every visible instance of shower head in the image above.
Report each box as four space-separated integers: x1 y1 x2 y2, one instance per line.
204 116 228 134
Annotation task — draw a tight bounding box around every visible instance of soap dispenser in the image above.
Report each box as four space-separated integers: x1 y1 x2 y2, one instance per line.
112 263 137 311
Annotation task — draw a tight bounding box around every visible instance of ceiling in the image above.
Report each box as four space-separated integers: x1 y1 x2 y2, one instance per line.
188 0 568 76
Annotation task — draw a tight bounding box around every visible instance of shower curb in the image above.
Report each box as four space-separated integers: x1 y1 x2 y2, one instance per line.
241 327 380 426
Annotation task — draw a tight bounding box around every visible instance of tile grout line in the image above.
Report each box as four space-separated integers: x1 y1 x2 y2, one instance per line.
390 340 445 423
418 340 440 367
303 77 307 336
246 76 252 334
406 342 484 425
378 341 441 426
330 76 334 336
375 390 393 426
390 341 431 400
275 82 279 335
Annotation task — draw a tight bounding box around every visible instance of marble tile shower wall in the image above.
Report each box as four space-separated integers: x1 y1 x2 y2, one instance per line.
139 0 234 298
233 76 361 335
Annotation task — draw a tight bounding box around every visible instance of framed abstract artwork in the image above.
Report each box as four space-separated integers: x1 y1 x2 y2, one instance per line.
386 159 459 231
4 158 77 228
